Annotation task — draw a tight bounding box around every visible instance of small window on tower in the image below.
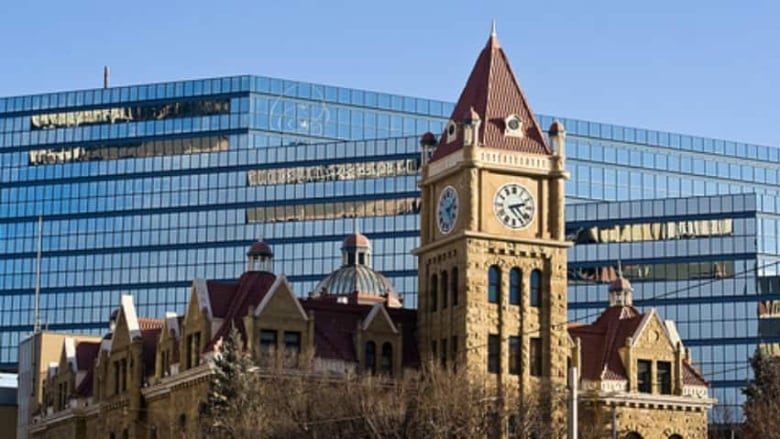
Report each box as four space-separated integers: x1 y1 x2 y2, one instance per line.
445 121 457 144
504 114 523 138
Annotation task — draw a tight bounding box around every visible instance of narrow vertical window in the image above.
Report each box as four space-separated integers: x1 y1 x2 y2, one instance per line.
487 334 500 373
451 336 458 367
441 270 448 309
381 342 393 375
510 268 521 305
530 269 542 307
431 340 437 362
430 274 438 311
284 331 301 355
488 265 500 303
658 361 672 394
509 336 521 375
530 337 542 377
259 329 277 354
451 267 459 306
441 338 447 367
637 360 652 393
365 341 376 374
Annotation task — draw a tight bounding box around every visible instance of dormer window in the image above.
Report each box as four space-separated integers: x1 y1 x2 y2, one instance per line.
504 114 523 138
445 121 457 144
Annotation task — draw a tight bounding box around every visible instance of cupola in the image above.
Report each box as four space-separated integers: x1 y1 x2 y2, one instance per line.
247 240 274 272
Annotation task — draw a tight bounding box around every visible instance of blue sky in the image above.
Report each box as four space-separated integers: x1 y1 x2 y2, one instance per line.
1 0 778 146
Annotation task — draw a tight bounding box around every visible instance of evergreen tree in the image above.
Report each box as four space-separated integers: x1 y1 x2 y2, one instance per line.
200 326 258 438
743 347 780 439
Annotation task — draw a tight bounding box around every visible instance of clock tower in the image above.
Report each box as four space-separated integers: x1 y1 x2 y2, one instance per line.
413 26 570 433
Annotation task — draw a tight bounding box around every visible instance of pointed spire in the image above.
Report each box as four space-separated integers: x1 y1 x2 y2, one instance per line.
430 25 550 161
489 20 500 49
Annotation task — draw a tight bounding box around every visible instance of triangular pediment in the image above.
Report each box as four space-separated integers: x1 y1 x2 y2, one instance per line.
361 303 398 335
254 274 308 321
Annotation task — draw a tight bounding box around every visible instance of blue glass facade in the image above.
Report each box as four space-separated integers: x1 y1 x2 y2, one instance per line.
3 74 780 416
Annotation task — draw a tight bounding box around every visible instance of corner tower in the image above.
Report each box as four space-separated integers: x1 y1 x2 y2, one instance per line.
413 26 570 425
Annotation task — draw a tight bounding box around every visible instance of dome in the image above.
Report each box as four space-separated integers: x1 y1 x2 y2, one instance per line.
342 232 371 249
312 264 398 299
608 276 633 292
548 120 565 136
247 240 273 257
420 132 437 146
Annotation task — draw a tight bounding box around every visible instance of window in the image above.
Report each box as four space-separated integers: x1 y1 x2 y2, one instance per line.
510 268 521 305
430 274 438 311
488 265 500 303
365 341 376 374
530 269 542 307
451 267 459 306
440 270 448 309
625 432 643 439
431 340 437 361
381 342 393 375
186 332 201 368
441 338 447 367
509 336 521 375
488 334 500 373
259 329 277 354
658 361 672 394
637 360 652 393
451 336 458 367
284 331 301 355
530 338 542 377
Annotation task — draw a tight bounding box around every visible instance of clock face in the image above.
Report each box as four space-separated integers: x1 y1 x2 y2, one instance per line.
493 183 535 229
437 186 459 234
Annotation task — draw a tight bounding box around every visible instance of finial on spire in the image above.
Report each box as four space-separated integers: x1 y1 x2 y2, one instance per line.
617 260 623 279
487 20 500 49
491 19 496 37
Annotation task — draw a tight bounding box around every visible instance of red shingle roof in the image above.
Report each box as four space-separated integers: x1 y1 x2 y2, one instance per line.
569 305 643 381
74 341 100 372
301 300 419 368
430 31 551 161
205 271 278 351
138 317 164 330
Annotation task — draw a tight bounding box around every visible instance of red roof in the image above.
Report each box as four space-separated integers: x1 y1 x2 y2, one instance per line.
205 271 278 351
569 305 643 381
430 31 551 161
301 300 419 368
74 341 100 372
343 232 371 248
248 240 273 257
74 368 93 397
138 317 164 330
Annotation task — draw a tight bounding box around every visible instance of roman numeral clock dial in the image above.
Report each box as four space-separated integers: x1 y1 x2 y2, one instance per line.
436 185 459 234
493 183 535 229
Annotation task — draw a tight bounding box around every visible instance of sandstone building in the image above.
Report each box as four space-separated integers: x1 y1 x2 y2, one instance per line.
22 28 713 438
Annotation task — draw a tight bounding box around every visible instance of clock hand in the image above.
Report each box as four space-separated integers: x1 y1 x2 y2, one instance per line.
508 203 526 217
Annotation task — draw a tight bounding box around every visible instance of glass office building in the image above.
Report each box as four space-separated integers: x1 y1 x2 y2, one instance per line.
2 75 780 415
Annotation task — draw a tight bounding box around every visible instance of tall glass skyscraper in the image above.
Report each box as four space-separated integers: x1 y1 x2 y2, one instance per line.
2 74 779 415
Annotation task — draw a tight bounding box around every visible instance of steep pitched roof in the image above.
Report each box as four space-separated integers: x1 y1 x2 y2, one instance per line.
204 271 277 351
431 29 551 161
74 341 100 372
301 300 419 368
569 305 644 381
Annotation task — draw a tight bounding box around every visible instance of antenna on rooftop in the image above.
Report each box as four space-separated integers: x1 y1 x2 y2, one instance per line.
103 65 109 89
33 216 42 334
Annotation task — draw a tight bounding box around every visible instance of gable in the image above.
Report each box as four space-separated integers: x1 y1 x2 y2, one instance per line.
631 310 676 355
361 304 398 335
254 275 308 321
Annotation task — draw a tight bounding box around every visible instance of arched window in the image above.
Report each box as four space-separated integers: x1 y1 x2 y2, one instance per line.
530 269 542 307
668 435 682 439
509 268 521 305
440 270 449 309
381 342 393 375
365 341 376 374
451 267 459 306
624 432 643 439
430 274 438 311
488 265 500 303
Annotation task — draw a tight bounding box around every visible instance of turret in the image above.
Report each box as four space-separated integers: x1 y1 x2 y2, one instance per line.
247 240 274 272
